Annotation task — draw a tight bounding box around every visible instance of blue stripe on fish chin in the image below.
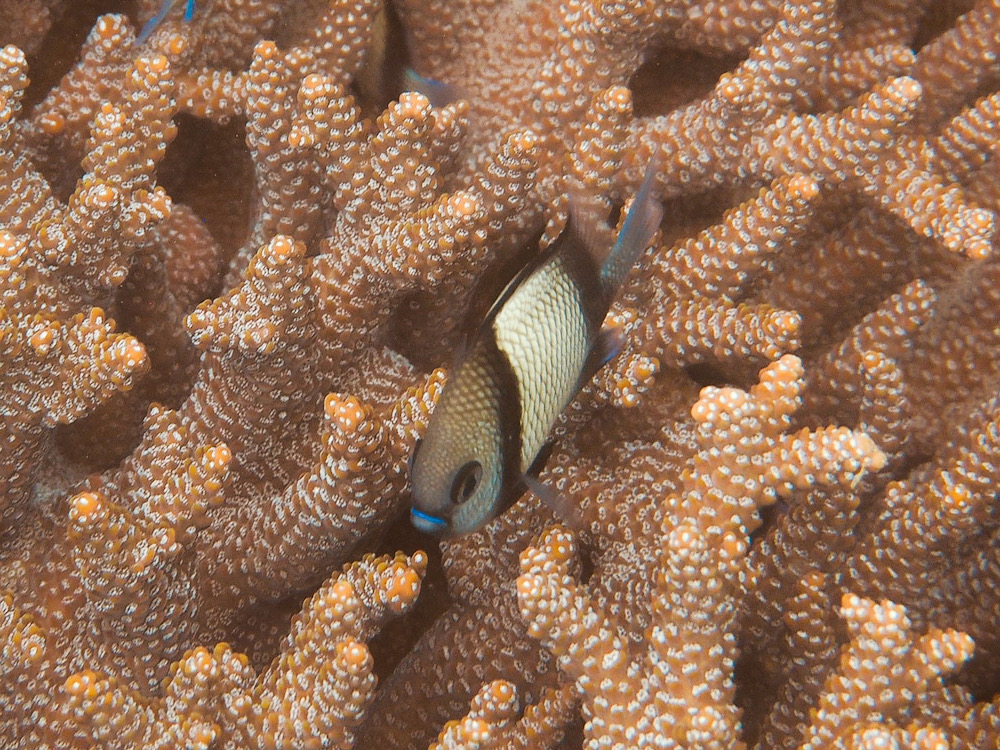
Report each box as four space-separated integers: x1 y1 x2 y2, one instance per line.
410 508 449 534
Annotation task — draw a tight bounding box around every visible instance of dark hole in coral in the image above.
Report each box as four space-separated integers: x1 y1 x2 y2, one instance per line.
224 593 303 672
911 0 974 52
889 448 934 481
352 0 411 116
55 398 147 472
683 361 732 389
577 540 596 585
158 113 253 285
557 710 586 749
960 656 1000 704
749 497 787 550
646 187 749 252
385 290 454 372
22 0 132 109
55 236 204 472
629 44 745 119
367 507 452 683
607 200 623 227
732 651 778 746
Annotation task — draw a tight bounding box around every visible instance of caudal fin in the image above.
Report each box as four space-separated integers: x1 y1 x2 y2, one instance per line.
402 68 458 108
136 0 195 44
599 163 663 294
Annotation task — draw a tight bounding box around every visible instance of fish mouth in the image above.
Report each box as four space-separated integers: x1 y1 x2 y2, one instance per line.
410 508 449 534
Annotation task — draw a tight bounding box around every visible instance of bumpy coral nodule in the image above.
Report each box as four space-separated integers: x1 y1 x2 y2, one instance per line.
2 0 1000 748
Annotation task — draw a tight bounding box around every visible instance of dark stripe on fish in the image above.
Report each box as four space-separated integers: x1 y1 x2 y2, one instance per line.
479 330 525 510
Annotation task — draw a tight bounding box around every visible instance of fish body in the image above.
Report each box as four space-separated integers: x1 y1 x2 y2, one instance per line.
410 168 663 536
136 0 197 44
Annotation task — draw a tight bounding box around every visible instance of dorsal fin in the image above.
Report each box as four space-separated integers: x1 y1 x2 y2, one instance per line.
599 163 663 296
402 68 458 108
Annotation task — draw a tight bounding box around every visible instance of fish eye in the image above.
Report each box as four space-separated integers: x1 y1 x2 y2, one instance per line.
450 461 482 505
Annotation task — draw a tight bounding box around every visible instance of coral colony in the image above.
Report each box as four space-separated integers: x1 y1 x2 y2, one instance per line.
1 0 1000 748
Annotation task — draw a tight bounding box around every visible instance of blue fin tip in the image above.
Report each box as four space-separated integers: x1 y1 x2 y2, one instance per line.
402 68 455 108
136 0 197 45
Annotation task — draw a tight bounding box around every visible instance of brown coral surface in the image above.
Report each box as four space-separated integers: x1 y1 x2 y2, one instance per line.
1 0 1000 748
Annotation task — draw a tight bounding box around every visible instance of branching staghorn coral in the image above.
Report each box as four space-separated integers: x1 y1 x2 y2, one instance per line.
59 550 426 749
515 355 886 748
2 0 1000 748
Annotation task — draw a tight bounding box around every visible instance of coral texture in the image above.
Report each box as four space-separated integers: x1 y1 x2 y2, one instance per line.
2 0 1000 748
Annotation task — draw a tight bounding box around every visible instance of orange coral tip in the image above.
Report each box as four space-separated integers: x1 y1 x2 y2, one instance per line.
384 568 421 612
604 85 632 110
448 192 479 217
890 75 923 102
330 579 355 601
206 443 232 469
511 129 538 151
69 491 103 523
335 638 370 669
254 40 277 57
28 326 57 356
64 670 99 698
267 235 295 259
326 393 366 432
410 549 428 572
166 35 187 55
787 174 819 200
39 113 65 134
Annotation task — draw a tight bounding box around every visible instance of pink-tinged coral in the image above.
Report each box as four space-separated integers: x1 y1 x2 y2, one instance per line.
2 1 1000 748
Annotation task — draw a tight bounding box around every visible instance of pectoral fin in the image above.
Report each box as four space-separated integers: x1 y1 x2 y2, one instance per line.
526 438 555 479
523 441 583 530
523 473 584 531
